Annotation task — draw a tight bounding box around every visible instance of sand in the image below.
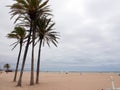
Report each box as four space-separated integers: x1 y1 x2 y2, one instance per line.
0 72 120 90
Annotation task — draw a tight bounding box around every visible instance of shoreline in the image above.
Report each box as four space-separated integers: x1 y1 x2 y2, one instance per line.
1 70 120 73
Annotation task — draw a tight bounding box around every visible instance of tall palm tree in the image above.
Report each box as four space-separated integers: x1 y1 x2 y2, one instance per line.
7 26 26 82
8 0 51 86
35 17 59 84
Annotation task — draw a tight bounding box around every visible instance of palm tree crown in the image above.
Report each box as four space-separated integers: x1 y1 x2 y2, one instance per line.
9 0 51 24
36 16 59 47
8 27 26 39
7 26 26 50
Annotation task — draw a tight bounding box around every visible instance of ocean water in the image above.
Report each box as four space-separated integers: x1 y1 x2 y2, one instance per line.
1 62 120 73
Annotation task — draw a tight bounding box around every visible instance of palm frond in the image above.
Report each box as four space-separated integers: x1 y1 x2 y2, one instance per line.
11 42 19 50
38 0 49 9
47 23 55 31
10 41 18 46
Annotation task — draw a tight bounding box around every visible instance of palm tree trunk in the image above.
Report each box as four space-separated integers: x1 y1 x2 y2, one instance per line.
30 29 35 85
36 39 42 84
7 67 9 71
30 42 34 85
17 23 32 86
13 41 22 82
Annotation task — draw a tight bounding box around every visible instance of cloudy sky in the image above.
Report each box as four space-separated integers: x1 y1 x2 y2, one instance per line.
0 0 120 71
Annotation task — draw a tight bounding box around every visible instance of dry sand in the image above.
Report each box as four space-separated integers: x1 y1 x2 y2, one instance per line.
0 72 120 90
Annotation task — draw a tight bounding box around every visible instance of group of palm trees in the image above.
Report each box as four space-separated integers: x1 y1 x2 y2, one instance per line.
7 0 59 86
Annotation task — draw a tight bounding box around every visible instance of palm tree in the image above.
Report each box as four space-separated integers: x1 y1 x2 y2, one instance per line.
7 26 26 82
35 16 59 84
8 0 51 86
4 64 10 72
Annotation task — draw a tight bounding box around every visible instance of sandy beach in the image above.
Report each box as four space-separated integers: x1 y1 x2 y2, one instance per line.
0 72 120 90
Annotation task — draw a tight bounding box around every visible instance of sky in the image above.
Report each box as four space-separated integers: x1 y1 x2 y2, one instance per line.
0 0 120 71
